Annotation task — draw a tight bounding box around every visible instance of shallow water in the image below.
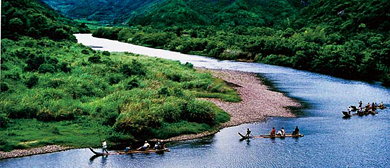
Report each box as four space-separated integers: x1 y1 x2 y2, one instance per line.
2 34 389 168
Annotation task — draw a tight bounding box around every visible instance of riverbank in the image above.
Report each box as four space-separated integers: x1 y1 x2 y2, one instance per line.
152 68 300 142
0 68 300 159
0 145 70 160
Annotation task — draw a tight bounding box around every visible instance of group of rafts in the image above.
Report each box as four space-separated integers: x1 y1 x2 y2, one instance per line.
342 101 386 117
238 127 304 140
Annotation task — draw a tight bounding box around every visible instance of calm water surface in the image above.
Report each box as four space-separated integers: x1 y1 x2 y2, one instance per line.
1 34 389 168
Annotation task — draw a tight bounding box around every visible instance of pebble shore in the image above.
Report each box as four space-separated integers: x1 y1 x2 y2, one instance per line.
0 69 300 158
0 145 70 160
153 68 301 142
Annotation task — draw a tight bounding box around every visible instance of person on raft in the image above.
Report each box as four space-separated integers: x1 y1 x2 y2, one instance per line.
245 128 251 137
270 127 276 136
139 141 150 151
379 102 384 108
276 127 286 137
102 139 108 154
358 101 363 110
154 140 165 150
292 126 300 135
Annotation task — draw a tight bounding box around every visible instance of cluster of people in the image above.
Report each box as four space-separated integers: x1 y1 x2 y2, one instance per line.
245 126 300 137
103 140 166 153
270 126 300 136
355 101 385 114
137 140 166 151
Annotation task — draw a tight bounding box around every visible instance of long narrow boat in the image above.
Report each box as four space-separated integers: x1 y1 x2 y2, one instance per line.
342 111 352 117
238 132 252 139
89 147 170 156
259 134 304 138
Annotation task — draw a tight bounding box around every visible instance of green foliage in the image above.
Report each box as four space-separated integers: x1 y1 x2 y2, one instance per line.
24 74 39 88
0 36 239 150
183 100 216 125
0 113 10 128
2 0 88 40
91 0 390 85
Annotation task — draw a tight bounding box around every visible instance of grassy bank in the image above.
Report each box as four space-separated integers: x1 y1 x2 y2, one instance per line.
0 37 240 151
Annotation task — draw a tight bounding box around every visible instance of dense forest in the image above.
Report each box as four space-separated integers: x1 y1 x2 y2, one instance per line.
1 0 239 151
88 0 390 86
41 0 159 23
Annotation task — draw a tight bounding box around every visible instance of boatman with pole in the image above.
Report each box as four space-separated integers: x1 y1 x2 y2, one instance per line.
102 139 108 154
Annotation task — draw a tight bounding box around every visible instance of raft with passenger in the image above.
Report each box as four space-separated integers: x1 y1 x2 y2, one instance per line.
238 132 304 139
259 134 304 138
89 147 170 156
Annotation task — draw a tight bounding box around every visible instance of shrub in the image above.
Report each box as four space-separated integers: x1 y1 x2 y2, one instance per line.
126 77 140 90
102 51 110 56
158 87 170 96
7 103 38 119
183 100 215 125
1 82 10 92
59 62 71 73
88 55 101 63
108 74 124 85
38 64 56 73
114 112 161 137
0 113 9 128
184 62 193 68
120 60 146 77
160 98 184 123
24 74 39 88
95 103 119 126
81 49 89 54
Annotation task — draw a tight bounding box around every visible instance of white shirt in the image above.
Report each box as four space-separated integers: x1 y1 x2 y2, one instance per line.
143 142 150 148
102 141 107 148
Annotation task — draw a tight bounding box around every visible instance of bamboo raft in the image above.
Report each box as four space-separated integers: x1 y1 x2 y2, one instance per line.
89 147 170 156
238 132 304 139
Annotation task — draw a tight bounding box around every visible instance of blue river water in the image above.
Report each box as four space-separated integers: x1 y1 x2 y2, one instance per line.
1 34 389 168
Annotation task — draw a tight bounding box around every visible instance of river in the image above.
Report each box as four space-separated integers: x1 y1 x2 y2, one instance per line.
1 34 389 168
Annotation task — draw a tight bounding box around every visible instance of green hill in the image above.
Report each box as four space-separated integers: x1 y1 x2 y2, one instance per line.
1 0 239 151
1 0 88 40
41 0 159 24
91 0 390 86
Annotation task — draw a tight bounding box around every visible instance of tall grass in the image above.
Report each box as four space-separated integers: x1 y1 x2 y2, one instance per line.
0 38 240 151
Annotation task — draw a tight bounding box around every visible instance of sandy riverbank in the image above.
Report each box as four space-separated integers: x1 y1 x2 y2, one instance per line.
0 69 300 159
153 68 301 142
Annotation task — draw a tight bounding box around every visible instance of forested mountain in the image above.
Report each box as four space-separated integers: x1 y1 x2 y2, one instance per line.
1 0 88 40
41 0 160 23
91 0 390 86
129 0 301 28
41 0 302 27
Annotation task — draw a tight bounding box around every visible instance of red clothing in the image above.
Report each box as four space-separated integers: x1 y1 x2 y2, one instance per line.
270 128 276 135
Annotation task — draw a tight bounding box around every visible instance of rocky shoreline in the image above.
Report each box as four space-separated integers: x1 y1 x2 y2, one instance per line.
152 68 301 142
0 145 71 160
0 69 300 159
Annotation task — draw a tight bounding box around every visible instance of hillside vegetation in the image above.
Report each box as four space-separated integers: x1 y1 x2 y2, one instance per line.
41 0 159 23
1 0 240 151
91 0 390 86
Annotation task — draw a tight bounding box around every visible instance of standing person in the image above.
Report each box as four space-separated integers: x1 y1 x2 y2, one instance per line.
102 139 108 154
270 127 276 136
292 126 300 135
358 101 363 109
245 128 251 137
